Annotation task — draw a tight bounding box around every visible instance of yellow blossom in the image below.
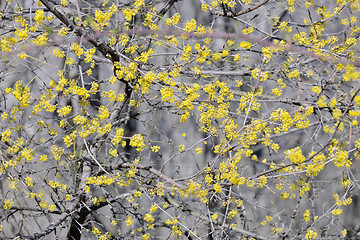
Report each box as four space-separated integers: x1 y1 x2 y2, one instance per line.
3 199 13 210
144 213 154 223
242 26 254 34
184 19 197 32
305 229 317 239
312 86 321 94
130 134 145 151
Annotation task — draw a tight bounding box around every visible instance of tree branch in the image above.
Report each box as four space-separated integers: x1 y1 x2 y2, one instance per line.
250 87 360 180
234 0 270 17
66 160 91 240
40 0 120 62
3 205 77 240
111 162 186 189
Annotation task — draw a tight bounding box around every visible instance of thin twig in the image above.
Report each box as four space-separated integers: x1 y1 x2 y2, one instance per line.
83 139 110 175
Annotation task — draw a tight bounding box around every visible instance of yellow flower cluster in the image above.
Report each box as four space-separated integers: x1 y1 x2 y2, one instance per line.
130 134 145 151
251 68 269 81
171 225 182 236
184 19 197 32
306 152 325 177
333 193 352 207
179 44 192 61
332 208 342 216
138 71 156 93
285 147 305 165
160 87 176 103
1 129 11 142
14 28 29 41
73 115 87 125
48 180 67 190
135 48 154 63
51 145 64 160
20 147 35 161
305 229 317 239
3 199 13 210
331 148 351 168
240 41 252 49
303 209 311 222
57 106 72 117
25 176 34 188
63 132 76 147
71 43 84 56
87 175 116 186
32 33 48 46
242 26 254 35
9 80 30 108
194 43 211 63
98 106 109 120
58 27 68 37
111 128 124 146
84 47 96 63
165 35 178 46
144 213 154 228
94 4 117 29
166 13 180 26
34 10 44 25
8 177 19 190
114 61 138 81
1 36 17 52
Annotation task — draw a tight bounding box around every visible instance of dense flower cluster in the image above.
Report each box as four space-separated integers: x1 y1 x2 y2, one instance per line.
1 0 360 239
